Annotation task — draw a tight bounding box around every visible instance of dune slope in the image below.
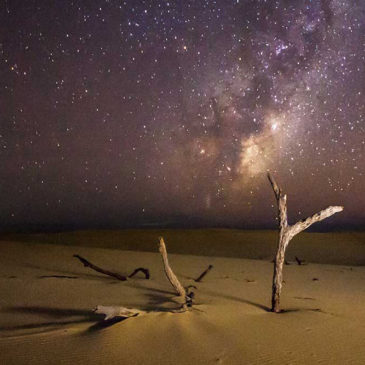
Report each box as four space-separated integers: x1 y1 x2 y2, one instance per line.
1 239 365 364
1 229 365 265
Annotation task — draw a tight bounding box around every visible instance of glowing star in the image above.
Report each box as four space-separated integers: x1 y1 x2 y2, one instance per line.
269 117 281 132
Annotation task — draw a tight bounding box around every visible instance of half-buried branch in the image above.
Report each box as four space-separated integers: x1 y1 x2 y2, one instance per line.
158 237 191 309
268 173 343 313
73 254 149 281
194 264 213 282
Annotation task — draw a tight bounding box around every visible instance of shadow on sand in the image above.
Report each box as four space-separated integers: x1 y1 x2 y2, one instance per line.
23 262 126 282
0 295 175 335
204 289 271 312
0 306 108 333
84 317 130 333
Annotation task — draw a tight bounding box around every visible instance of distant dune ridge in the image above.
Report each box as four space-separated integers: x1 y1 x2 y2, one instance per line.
1 229 364 265
1 231 365 364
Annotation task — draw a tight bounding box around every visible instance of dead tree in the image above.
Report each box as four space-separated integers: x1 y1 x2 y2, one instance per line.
268 173 343 313
158 237 192 310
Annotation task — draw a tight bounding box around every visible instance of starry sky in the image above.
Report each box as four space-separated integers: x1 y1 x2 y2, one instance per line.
1 0 364 231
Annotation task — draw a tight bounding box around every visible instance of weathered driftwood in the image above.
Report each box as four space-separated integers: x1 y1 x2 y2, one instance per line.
73 255 150 281
158 237 186 297
158 237 191 308
194 264 214 282
94 305 145 320
268 173 343 313
128 267 150 279
74 254 127 281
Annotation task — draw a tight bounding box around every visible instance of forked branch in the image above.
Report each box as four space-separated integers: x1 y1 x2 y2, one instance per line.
267 172 343 312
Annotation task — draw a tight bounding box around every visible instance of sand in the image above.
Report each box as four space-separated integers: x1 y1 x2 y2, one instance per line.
2 229 365 265
1 231 365 364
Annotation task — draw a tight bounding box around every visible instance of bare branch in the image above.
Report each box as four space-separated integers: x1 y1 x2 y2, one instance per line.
268 173 288 229
267 173 281 200
74 255 150 281
278 194 288 229
290 206 344 237
194 264 213 282
158 237 186 299
128 267 150 279
73 254 127 281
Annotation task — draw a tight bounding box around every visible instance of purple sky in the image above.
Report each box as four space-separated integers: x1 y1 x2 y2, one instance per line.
1 0 364 231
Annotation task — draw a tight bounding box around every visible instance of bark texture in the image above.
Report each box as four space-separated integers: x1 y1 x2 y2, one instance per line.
268 173 343 313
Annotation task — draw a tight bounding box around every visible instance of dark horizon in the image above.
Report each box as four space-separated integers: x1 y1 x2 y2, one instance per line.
1 1 364 232
1 216 363 235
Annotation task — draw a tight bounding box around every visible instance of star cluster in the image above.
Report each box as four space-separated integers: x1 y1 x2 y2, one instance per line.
0 0 364 230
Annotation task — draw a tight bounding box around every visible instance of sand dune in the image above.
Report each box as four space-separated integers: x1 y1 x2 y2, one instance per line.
1 235 365 364
1 229 365 265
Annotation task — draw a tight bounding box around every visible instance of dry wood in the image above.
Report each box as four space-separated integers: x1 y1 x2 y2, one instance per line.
158 237 192 309
194 264 214 282
73 254 127 281
128 267 150 279
94 305 145 320
73 255 150 281
268 173 343 313
158 237 186 298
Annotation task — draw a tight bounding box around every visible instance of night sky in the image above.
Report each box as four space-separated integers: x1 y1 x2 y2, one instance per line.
1 0 364 231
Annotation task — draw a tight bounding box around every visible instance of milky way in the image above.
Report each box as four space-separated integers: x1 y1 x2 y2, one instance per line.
0 0 364 230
